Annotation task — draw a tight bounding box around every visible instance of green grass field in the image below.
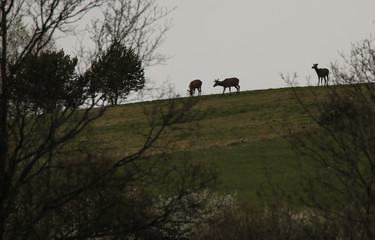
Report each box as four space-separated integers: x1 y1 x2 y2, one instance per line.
82 86 327 208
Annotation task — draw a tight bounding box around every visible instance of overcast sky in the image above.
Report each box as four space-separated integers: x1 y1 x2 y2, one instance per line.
142 0 375 96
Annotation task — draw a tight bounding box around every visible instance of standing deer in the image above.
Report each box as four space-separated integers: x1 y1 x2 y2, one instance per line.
312 64 329 86
187 79 202 96
213 77 240 94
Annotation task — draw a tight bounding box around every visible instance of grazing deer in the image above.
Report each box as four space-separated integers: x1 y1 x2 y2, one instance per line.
187 79 202 96
312 64 329 86
213 77 240 94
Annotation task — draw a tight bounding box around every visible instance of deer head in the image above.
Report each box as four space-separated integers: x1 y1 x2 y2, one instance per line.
213 79 220 87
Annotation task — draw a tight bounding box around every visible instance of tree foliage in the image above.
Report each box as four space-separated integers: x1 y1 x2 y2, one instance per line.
88 43 145 105
11 49 85 113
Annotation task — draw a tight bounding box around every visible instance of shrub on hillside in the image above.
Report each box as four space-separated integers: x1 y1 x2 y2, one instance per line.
191 205 354 240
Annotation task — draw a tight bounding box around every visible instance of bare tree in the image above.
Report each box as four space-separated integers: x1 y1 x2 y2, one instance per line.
0 1 216 239
0 2 106 239
282 37 375 239
87 0 174 67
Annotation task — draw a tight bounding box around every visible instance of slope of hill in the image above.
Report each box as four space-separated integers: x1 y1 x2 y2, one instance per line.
83 86 325 208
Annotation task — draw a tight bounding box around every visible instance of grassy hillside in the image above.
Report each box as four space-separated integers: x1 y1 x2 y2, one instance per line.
83 86 326 208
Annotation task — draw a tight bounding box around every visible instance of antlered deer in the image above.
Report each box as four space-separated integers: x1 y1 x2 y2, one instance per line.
213 77 240 94
312 64 329 86
187 79 202 96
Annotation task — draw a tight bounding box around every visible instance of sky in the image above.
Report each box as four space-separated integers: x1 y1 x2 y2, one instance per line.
144 0 375 97
57 0 375 98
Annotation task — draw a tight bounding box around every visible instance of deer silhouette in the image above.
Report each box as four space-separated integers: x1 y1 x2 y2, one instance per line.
312 64 329 86
213 77 240 94
187 79 202 96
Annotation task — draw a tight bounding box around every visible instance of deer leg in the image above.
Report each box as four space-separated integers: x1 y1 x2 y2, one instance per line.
235 85 240 94
222 87 226 94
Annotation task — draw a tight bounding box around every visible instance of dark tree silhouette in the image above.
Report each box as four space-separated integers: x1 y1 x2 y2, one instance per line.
0 1 217 239
11 50 85 113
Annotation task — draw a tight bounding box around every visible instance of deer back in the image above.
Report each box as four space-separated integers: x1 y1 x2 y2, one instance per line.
319 68 329 76
223 77 239 86
189 79 202 90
